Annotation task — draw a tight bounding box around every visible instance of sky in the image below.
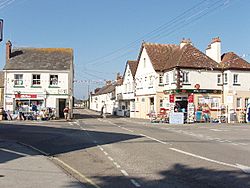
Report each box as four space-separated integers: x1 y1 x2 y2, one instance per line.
0 0 250 99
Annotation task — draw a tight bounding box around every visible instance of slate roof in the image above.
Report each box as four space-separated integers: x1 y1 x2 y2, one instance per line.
4 48 73 70
221 52 250 70
140 42 220 71
127 60 138 78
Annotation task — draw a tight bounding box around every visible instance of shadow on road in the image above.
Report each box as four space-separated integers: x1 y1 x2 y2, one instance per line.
0 123 142 163
89 163 250 188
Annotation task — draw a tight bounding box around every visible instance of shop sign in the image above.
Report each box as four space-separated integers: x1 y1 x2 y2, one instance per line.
15 94 37 98
169 94 175 103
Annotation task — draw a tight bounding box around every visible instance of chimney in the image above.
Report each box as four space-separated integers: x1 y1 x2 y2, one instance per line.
106 80 112 86
206 37 221 63
6 40 12 62
180 38 192 48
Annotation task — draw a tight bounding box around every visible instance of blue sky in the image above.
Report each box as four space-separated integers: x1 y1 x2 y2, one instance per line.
0 0 250 99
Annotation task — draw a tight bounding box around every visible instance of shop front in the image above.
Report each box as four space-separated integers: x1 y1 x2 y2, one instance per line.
164 89 222 123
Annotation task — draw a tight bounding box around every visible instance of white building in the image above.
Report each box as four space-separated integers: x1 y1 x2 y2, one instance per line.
116 60 138 117
3 41 74 118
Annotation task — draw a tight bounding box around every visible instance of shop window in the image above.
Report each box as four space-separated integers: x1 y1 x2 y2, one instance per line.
237 97 242 108
14 74 23 86
32 74 41 85
50 75 58 86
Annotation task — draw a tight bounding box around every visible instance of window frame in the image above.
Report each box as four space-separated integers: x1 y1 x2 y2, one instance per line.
182 71 189 83
159 74 163 84
32 74 41 86
233 74 239 84
49 74 58 86
217 74 221 84
14 74 23 86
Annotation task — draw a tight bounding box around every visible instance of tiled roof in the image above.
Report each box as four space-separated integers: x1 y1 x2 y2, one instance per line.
140 43 220 71
127 60 138 78
0 71 4 87
4 48 73 70
93 84 115 95
221 52 250 70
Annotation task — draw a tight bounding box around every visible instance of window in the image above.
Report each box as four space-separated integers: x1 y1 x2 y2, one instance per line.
237 97 242 108
233 74 238 84
143 58 146 68
165 73 169 85
50 75 58 86
159 74 163 84
14 74 23 86
32 74 41 85
182 72 189 83
160 99 163 107
224 73 228 84
142 98 145 102
149 76 153 86
217 74 221 84
245 98 249 108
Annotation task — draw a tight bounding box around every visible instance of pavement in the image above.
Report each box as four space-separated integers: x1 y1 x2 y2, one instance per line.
0 140 84 188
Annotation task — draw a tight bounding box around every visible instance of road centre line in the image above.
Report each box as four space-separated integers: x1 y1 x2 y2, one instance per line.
108 156 114 161
131 179 141 187
121 169 129 176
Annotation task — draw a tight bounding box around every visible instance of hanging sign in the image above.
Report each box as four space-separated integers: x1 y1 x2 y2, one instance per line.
169 94 175 103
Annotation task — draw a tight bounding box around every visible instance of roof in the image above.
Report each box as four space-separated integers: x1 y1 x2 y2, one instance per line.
139 42 220 71
0 71 4 87
221 52 250 70
127 60 138 78
4 48 73 70
93 84 115 95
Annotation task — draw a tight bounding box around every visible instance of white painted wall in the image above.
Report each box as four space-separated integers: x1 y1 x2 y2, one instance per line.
4 70 72 117
135 47 157 96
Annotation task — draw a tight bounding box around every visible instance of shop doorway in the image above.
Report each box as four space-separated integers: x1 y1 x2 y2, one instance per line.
59 99 66 118
149 97 154 112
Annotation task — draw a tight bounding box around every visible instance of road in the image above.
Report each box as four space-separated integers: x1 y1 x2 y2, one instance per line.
1 108 250 188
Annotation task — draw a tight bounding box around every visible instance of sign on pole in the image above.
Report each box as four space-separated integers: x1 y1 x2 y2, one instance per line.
0 19 3 42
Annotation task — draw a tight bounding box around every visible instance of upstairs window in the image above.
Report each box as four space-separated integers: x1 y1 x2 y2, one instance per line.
14 74 23 86
32 74 41 85
50 75 58 86
233 74 239 84
182 72 189 83
143 58 146 68
217 74 221 84
159 74 163 84
224 73 228 84
165 73 169 85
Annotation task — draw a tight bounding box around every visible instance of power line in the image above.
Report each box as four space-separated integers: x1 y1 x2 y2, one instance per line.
83 0 229 68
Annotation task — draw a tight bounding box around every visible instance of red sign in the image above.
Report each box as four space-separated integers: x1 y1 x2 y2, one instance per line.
194 84 200 90
169 94 175 103
15 94 37 99
188 93 194 103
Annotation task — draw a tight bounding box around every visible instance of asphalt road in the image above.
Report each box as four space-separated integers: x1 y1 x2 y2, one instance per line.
1 108 250 188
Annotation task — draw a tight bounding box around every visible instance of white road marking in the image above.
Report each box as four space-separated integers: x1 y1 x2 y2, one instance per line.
108 156 114 161
98 146 104 151
103 151 108 155
0 148 28 156
210 129 223 132
169 147 250 174
236 164 250 173
131 179 141 187
121 169 129 176
113 162 121 168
